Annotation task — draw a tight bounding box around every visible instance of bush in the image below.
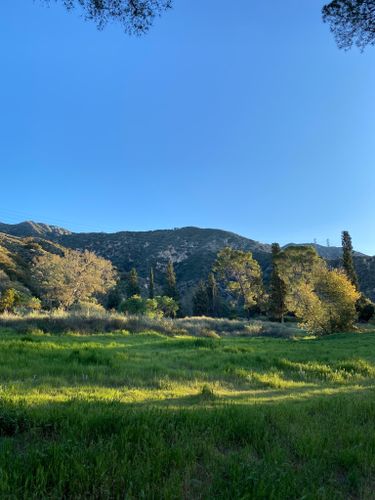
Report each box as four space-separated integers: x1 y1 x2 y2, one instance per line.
120 295 178 319
200 329 221 339
357 296 375 323
120 295 148 315
292 269 360 335
155 296 179 318
69 301 106 315
0 288 20 313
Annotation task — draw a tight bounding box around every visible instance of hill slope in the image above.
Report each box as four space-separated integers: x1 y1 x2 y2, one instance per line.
0 221 71 238
0 222 374 306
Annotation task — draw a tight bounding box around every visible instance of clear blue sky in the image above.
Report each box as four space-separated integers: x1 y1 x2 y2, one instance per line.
1 1 375 253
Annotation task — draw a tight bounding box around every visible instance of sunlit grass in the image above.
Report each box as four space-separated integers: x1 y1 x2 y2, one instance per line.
1 328 375 497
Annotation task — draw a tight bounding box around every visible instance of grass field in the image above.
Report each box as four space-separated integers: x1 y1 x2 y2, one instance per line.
1 328 375 498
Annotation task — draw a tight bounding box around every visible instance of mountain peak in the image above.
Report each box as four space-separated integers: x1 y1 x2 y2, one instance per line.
0 221 71 238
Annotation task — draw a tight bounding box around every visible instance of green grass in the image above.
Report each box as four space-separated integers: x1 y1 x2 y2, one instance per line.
1 329 375 498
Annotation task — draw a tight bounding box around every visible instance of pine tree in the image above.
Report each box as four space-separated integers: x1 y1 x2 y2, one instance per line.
149 267 155 299
163 260 179 300
192 281 210 316
207 272 219 317
342 231 359 289
268 243 287 322
126 268 141 298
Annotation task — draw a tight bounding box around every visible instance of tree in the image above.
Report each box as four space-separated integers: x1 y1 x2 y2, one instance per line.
292 267 360 335
43 0 172 34
163 260 179 301
268 243 287 323
126 268 141 298
0 288 20 313
322 0 375 50
192 281 210 316
156 295 179 318
33 1 375 49
106 286 122 310
149 267 155 299
342 231 359 289
275 246 324 306
207 272 219 317
356 295 375 322
32 249 117 309
213 247 263 316
120 294 147 315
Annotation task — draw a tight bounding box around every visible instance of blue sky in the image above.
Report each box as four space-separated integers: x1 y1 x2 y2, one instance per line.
1 1 375 253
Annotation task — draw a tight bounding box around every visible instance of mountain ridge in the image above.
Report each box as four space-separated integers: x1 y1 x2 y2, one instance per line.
0 221 369 258
0 221 373 308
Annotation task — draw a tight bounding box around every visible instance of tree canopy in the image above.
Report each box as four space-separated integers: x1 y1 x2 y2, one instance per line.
32 249 117 309
47 0 172 34
39 1 375 50
323 0 375 49
213 247 263 315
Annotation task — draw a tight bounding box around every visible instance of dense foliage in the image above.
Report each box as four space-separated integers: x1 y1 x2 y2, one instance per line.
213 247 264 316
31 249 117 309
323 0 375 49
0 226 373 333
268 243 287 322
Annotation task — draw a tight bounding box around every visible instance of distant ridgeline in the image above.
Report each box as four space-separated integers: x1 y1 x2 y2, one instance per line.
0 221 374 310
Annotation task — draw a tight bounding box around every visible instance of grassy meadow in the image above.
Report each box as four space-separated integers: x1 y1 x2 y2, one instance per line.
1 323 375 498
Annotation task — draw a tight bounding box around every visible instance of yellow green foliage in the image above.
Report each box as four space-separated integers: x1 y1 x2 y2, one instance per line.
213 247 263 312
32 249 117 309
293 268 360 335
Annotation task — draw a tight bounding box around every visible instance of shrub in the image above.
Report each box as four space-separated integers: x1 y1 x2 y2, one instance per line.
200 328 221 339
357 296 375 323
294 269 360 335
120 295 148 315
199 384 216 400
155 296 179 318
70 301 106 315
0 288 20 313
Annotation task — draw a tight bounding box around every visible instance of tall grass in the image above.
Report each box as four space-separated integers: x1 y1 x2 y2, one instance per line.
0 330 375 497
0 311 300 337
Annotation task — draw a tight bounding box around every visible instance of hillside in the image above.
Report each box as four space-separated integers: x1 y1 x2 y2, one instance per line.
0 232 65 297
0 221 71 238
0 222 374 306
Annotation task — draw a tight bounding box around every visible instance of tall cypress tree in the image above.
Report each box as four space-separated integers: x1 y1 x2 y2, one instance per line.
342 231 359 289
192 281 210 316
164 260 179 300
207 272 219 317
126 268 141 298
268 243 287 323
149 267 155 299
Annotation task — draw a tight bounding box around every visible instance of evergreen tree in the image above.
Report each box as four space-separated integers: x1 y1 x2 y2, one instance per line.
107 286 122 310
149 267 155 299
192 281 210 316
213 247 263 317
268 243 287 322
126 268 141 298
207 272 219 317
163 260 179 300
342 231 359 289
